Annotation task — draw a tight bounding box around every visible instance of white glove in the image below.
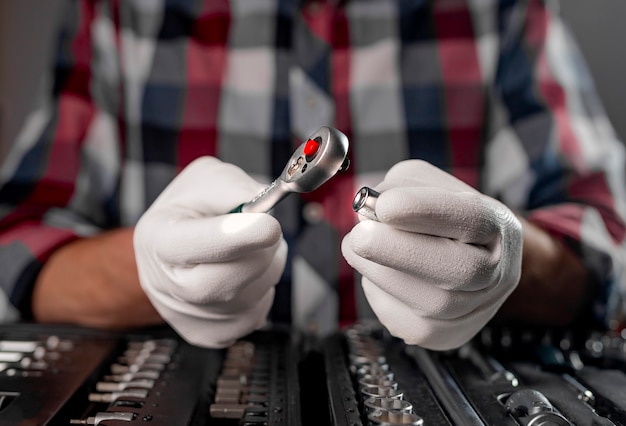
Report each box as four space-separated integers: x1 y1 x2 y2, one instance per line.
134 157 287 348
341 160 523 350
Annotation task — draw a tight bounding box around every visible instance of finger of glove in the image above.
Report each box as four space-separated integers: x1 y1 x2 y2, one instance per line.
362 279 504 351
148 288 275 348
163 239 287 306
343 221 499 291
375 187 512 247
150 212 283 265
380 160 476 193
343 238 510 320
358 252 515 320
154 156 266 215
344 249 497 319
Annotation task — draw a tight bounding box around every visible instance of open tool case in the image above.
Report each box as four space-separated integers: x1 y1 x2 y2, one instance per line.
0 321 625 425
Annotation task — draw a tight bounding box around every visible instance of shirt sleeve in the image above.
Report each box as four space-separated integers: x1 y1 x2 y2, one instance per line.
492 0 626 327
0 0 120 319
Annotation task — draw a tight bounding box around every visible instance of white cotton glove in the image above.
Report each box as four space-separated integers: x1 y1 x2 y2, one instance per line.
341 160 523 351
134 157 287 348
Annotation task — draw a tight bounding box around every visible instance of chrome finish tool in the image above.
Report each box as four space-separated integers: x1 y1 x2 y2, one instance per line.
352 186 380 221
230 126 349 213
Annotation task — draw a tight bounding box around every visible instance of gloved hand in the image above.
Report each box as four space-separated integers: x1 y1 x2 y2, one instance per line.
134 157 287 348
341 160 523 350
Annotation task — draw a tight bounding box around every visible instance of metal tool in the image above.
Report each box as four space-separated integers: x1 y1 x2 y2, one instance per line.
367 410 424 426
353 186 380 220
533 343 617 425
88 389 148 403
230 126 349 213
458 343 519 388
405 346 487 426
504 389 572 426
364 397 413 416
69 412 135 425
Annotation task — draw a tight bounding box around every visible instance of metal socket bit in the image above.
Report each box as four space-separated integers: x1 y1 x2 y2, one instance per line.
353 187 380 221
364 397 413 416
368 410 424 426
361 385 403 401
504 389 572 426
359 376 398 391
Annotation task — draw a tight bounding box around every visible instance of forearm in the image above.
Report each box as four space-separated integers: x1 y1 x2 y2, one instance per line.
32 228 163 329
494 217 591 326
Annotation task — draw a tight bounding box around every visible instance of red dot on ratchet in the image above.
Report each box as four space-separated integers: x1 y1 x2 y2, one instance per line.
304 139 320 157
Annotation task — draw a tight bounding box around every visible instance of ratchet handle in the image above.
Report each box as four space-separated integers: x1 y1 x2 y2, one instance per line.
231 180 287 214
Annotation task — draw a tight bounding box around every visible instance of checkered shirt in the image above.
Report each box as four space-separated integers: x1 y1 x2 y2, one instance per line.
1 0 626 333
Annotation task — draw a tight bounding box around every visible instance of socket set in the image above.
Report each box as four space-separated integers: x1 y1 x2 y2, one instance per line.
0 323 224 425
2 321 626 425
206 327 302 426
0 323 300 426
323 322 626 425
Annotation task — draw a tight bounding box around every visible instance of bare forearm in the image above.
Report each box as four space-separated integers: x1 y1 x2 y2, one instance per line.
494 217 590 326
32 228 163 329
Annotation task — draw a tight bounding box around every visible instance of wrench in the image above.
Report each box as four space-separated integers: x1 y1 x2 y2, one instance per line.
230 126 349 213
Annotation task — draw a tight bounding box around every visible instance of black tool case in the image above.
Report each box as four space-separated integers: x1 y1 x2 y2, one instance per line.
1 321 625 425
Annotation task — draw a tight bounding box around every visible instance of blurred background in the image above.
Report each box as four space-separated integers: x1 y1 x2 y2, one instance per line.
0 2 62 164
0 1 625 164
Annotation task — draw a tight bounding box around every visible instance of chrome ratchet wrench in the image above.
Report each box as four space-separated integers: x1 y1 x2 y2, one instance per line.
230 126 349 213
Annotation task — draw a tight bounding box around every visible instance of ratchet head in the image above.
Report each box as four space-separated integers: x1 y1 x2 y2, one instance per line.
232 126 349 213
279 126 349 192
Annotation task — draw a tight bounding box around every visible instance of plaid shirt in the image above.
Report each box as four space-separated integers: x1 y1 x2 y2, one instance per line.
1 0 625 332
